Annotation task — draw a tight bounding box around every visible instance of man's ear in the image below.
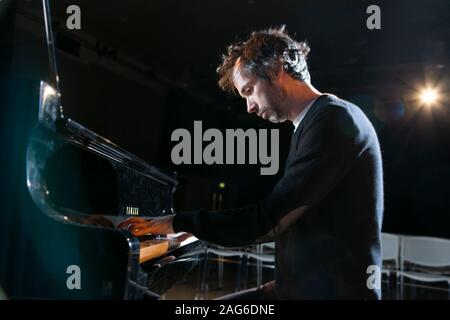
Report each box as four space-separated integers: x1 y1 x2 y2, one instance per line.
277 65 290 85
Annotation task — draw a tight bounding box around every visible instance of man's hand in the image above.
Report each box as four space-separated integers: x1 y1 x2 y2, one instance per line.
117 214 175 237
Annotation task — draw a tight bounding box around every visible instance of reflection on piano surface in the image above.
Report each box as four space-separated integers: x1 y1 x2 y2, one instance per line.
20 0 205 299
25 80 205 299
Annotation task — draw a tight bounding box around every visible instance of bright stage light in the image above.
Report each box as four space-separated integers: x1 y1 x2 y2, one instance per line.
419 88 439 106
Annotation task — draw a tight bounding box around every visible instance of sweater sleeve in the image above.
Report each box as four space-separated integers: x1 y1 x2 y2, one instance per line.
173 106 361 247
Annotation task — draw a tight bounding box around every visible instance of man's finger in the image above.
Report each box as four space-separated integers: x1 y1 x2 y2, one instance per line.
117 217 145 229
131 225 153 237
129 221 150 230
128 220 152 234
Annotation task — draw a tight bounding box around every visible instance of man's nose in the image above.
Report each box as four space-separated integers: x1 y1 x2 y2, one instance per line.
246 99 258 113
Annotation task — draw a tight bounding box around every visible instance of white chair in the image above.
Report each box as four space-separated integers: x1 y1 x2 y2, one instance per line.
247 242 275 288
381 233 401 299
199 245 247 292
399 236 450 299
382 233 400 269
261 241 276 251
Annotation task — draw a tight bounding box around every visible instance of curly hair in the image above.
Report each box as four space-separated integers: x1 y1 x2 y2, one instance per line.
217 25 311 94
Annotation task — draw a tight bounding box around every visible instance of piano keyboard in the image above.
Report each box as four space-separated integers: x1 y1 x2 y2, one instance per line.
139 233 198 264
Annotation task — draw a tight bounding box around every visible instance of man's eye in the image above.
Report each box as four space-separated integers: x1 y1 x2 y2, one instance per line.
245 88 252 95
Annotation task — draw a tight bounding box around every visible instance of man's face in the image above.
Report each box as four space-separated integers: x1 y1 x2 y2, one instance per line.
232 62 289 123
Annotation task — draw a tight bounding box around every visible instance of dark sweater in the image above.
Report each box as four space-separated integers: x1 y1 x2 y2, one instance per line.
173 94 384 299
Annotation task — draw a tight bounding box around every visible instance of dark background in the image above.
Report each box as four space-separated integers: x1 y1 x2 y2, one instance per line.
4 0 450 234
1 0 450 294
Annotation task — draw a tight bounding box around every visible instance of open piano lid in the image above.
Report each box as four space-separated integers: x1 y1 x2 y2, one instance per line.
27 0 179 227
16 0 204 300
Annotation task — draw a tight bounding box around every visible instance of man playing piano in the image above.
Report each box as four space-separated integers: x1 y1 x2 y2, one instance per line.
119 26 384 300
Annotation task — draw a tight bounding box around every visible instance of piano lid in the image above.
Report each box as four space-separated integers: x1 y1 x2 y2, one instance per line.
26 0 179 226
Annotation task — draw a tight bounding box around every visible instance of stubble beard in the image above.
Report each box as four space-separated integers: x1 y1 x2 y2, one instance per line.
266 86 290 123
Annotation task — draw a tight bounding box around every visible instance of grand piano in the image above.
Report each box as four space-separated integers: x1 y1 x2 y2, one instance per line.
15 0 205 299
